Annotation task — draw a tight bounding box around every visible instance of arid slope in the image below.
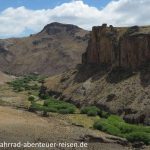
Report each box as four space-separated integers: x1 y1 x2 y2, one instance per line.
0 22 89 76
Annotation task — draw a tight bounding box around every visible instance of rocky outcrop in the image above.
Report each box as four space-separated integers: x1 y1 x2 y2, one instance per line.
120 31 150 70
83 24 150 71
82 24 118 67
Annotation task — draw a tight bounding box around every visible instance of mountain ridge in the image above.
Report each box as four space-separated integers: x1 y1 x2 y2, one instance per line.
0 22 89 76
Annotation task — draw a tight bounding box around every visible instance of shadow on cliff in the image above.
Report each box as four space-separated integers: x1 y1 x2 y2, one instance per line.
73 63 150 86
106 67 134 84
140 61 150 87
73 64 109 83
74 65 134 84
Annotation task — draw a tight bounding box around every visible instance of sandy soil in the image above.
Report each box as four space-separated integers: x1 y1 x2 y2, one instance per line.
0 71 14 85
0 106 134 150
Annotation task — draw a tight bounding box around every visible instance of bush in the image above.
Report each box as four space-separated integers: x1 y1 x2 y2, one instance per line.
30 84 39 90
87 110 98 116
81 106 100 115
40 94 49 100
43 100 49 107
126 132 150 145
28 96 35 102
8 75 42 92
46 107 57 113
100 111 110 118
93 120 121 136
29 102 43 112
119 123 134 134
93 115 150 145
29 98 77 114
67 107 76 114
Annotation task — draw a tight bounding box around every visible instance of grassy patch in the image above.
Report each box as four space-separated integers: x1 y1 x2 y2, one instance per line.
29 97 77 114
7 74 44 92
93 115 150 144
81 106 100 116
81 106 110 118
68 114 99 128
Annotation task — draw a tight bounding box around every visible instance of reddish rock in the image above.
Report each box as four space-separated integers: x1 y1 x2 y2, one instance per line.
120 33 150 70
83 25 150 71
83 24 118 67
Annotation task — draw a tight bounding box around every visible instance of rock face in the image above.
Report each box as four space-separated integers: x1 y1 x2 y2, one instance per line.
83 24 150 71
83 24 118 67
120 32 150 70
0 22 89 76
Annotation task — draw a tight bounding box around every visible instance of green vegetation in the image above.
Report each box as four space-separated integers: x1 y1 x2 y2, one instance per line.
7 74 44 92
29 97 77 114
28 95 35 102
93 115 150 145
81 106 110 118
7 74 150 145
81 106 100 115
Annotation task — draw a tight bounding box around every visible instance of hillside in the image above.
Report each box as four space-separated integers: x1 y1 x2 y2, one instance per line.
45 24 150 125
0 22 89 76
0 71 14 85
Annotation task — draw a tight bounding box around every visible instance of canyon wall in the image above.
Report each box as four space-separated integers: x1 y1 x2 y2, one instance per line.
45 24 150 125
82 24 150 71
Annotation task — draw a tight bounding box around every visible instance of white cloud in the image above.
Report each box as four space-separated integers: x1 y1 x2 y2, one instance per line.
0 0 150 37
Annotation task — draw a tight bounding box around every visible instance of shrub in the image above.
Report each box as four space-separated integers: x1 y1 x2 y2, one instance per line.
106 115 123 125
119 123 134 134
81 106 100 115
28 96 35 102
87 110 98 116
29 102 43 112
100 111 110 118
93 115 150 145
30 84 39 90
29 98 77 114
43 100 49 107
8 75 42 92
46 107 57 113
93 120 121 136
44 98 76 111
93 120 104 130
66 107 76 114
40 94 49 100
126 132 150 145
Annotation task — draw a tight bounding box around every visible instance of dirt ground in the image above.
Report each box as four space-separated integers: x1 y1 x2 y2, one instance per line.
0 106 136 150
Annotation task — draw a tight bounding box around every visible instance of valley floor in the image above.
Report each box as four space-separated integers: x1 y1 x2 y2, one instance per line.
0 106 136 150
0 76 149 150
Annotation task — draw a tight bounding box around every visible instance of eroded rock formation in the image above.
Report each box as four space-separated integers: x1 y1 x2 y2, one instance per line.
83 24 150 71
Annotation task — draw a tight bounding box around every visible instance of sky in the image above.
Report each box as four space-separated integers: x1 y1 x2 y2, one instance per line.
0 0 150 38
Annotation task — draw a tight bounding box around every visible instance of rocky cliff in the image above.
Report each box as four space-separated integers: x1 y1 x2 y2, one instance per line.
45 24 150 125
82 24 150 71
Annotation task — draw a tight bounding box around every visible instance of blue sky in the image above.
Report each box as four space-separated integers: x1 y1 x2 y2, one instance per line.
0 0 150 38
0 0 111 11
